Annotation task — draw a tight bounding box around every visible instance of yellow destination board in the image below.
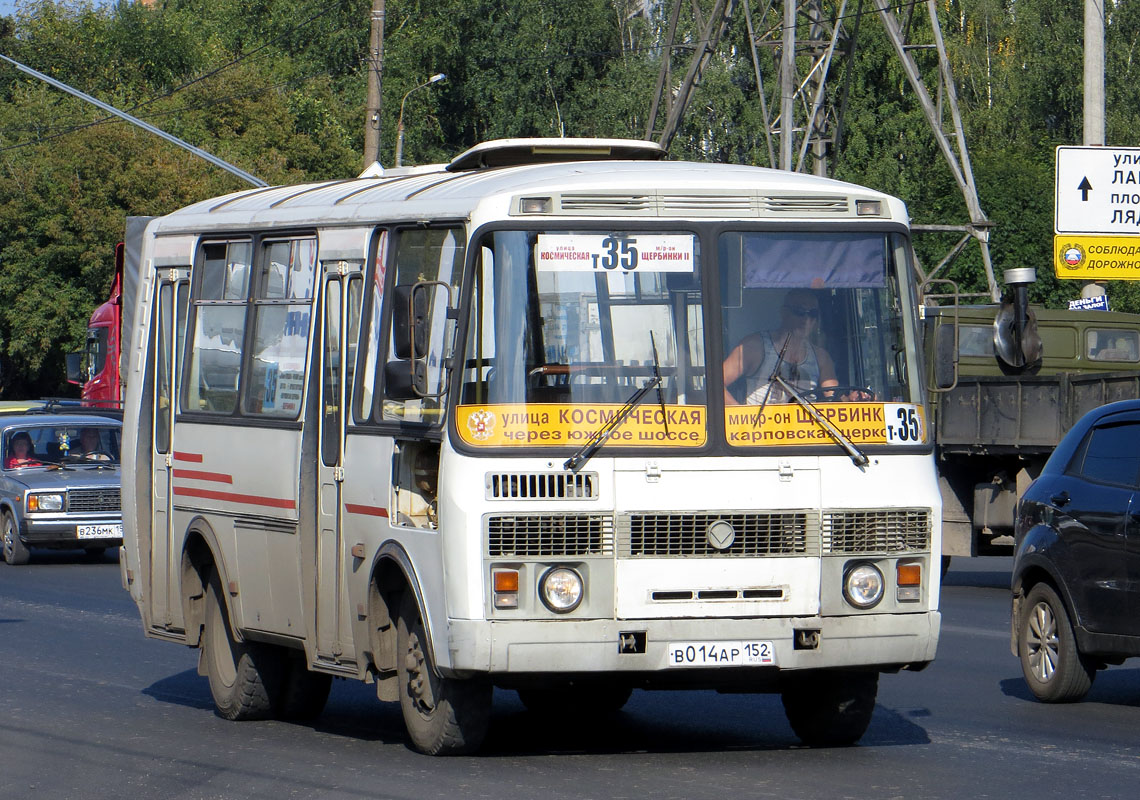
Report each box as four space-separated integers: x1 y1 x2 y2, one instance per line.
1054 235 1140 279
455 403 706 448
724 402 926 447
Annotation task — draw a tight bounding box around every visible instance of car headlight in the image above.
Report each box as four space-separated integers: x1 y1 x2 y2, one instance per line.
27 493 64 512
539 567 584 613
843 562 884 609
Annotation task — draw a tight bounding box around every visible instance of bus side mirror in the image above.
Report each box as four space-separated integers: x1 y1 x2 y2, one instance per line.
391 284 428 360
933 322 958 390
66 352 84 385
384 359 427 400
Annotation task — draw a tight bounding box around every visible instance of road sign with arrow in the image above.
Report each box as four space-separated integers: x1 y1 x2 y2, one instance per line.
1053 146 1140 279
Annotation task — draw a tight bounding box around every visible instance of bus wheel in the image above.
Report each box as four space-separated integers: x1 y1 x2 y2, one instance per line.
277 656 332 721
780 670 878 747
517 683 632 716
203 571 284 721
397 591 491 755
2 512 30 565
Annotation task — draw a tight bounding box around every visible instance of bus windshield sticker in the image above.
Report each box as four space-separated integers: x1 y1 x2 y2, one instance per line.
724 402 925 447
456 403 706 448
535 234 695 273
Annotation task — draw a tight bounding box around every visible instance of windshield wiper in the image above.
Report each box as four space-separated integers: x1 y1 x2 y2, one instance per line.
649 332 669 439
564 374 661 472
771 374 869 469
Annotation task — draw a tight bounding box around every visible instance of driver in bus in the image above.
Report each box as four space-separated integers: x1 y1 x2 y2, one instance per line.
724 288 873 405
723 289 840 405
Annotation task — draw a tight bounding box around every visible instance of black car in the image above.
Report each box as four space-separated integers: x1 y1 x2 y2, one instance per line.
0 410 122 565
1012 398 1140 702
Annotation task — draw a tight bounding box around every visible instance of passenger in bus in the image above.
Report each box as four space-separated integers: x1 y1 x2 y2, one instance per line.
75 428 111 461
5 432 41 468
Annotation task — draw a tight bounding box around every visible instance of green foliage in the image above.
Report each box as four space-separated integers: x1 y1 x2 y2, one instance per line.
0 0 1134 395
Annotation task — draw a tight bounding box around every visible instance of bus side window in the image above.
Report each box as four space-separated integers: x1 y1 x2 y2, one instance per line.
381 227 465 424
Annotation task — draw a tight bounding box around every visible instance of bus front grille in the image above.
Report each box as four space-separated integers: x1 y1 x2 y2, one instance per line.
68 487 121 513
822 509 931 553
486 471 598 500
619 512 815 557
486 514 614 556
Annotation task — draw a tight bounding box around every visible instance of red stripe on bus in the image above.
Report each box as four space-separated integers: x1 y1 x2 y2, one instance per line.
173 485 296 510
344 503 389 518
173 451 204 463
172 468 233 484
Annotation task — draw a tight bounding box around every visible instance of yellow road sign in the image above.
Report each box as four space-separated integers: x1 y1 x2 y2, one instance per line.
1054 235 1140 279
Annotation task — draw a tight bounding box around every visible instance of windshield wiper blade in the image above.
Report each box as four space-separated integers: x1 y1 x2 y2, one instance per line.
771 374 869 469
649 332 669 438
564 375 661 472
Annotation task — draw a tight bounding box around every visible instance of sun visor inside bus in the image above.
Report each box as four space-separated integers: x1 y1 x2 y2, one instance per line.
742 233 886 289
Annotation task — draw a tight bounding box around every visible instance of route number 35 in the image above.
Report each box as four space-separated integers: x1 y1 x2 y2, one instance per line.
593 236 638 271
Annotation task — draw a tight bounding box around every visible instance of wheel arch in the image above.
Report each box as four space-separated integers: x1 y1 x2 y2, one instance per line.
179 516 234 648
366 541 438 683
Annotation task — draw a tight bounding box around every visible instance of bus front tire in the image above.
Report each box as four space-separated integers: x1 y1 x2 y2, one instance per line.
781 670 878 747
203 572 283 721
2 512 30 565
397 591 490 755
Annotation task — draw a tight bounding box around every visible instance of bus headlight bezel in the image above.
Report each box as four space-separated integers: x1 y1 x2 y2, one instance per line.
843 562 885 609
539 566 584 613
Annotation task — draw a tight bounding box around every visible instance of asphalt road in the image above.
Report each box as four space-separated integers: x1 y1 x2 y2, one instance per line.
3 553 1140 800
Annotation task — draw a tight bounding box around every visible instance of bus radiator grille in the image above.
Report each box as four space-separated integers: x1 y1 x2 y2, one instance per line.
486 471 598 500
68 487 122 513
618 512 815 557
822 509 931 554
486 514 614 557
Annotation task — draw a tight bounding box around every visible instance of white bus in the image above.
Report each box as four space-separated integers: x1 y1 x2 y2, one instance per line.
121 138 940 755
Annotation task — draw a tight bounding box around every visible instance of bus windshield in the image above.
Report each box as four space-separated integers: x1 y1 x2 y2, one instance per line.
458 227 923 451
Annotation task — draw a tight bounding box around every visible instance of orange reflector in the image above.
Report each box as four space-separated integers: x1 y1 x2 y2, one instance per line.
493 570 519 592
896 564 921 586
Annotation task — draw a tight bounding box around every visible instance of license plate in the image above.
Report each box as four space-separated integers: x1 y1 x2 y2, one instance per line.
667 640 776 667
77 524 123 540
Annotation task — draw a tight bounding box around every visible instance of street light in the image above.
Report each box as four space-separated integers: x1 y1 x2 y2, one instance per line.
395 72 447 167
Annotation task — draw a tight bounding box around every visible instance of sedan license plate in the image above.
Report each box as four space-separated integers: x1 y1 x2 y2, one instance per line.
667 640 776 667
77 524 123 540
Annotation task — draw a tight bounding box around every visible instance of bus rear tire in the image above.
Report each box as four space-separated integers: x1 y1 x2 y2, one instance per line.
203 571 284 721
397 591 490 755
780 670 878 747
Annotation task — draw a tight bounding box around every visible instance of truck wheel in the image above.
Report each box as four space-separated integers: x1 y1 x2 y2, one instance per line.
2 512 30 565
517 683 632 716
203 571 284 720
276 656 332 721
397 591 490 755
781 670 878 746
1018 582 1094 703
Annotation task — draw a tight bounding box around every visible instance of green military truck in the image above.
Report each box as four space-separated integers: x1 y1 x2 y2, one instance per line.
923 271 1140 568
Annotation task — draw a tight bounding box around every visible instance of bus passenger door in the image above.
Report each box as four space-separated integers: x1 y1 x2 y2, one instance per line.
150 272 188 629
316 271 361 660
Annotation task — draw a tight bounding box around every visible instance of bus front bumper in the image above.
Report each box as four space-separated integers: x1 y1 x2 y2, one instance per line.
445 611 940 677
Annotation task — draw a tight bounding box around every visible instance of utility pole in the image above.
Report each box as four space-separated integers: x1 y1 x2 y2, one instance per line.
363 0 386 169
1081 0 1106 299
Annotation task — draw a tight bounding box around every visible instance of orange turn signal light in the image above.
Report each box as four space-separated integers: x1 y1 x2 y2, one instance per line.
896 563 922 586
493 570 519 593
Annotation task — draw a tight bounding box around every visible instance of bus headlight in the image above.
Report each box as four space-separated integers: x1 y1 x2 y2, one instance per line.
843 563 884 609
539 567 583 613
27 493 64 512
